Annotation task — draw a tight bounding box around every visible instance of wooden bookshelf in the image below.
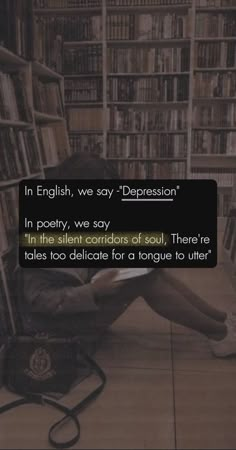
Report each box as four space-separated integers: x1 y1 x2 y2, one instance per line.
0 8 71 355
34 111 64 123
223 174 236 291
0 46 27 67
191 0 236 216
32 0 236 214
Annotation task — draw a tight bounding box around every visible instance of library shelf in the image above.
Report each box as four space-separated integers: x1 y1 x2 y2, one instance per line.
194 67 236 72
0 243 15 259
224 247 236 293
69 130 103 134
193 97 236 103
32 61 63 80
34 111 64 124
34 7 102 15
0 45 27 67
191 155 236 169
107 4 190 13
0 120 32 128
193 127 236 131
64 74 102 78
108 72 190 76
0 172 42 189
106 39 191 47
66 102 103 107
64 41 102 47
107 130 188 134
195 37 236 42
62 39 191 48
107 157 187 161
107 101 189 107
197 7 236 12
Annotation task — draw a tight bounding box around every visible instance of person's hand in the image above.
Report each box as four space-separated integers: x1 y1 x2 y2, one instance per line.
92 269 124 299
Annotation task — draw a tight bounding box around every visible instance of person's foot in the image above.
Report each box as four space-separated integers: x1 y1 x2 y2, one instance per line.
209 324 236 357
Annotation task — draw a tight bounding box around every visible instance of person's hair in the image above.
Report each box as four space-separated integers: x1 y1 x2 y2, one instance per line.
51 153 120 180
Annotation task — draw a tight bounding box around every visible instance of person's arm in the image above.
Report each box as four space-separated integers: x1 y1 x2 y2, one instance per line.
22 268 121 315
23 269 99 315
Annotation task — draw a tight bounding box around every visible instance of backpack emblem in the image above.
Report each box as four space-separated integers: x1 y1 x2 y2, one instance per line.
24 347 56 380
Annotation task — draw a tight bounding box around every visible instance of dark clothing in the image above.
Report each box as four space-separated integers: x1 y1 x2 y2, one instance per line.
21 267 135 351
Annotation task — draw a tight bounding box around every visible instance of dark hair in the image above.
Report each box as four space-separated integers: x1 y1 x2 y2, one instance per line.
51 153 120 180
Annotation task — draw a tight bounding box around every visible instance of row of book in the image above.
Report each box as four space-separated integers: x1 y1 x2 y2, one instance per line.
69 131 236 158
34 15 102 42
0 269 9 336
196 43 236 69
191 169 236 187
33 0 191 7
113 160 186 179
108 107 188 133
0 247 20 336
217 190 233 217
33 0 101 6
63 46 236 73
67 108 103 130
0 187 18 254
109 107 187 131
0 0 32 59
37 123 71 166
33 13 190 43
193 104 236 127
0 72 32 123
64 46 102 74
224 215 236 261
107 47 190 73
67 107 188 131
106 13 190 40
194 72 236 98
223 174 236 257
107 134 187 158
0 129 41 181
33 16 63 72
196 13 236 38
67 105 236 130
193 131 236 155
69 134 103 154
107 0 191 4
65 78 103 102
33 77 64 116
63 46 190 74
196 0 235 7
107 76 189 102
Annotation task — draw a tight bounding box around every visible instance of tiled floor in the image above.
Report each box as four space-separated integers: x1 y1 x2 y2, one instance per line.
0 235 236 449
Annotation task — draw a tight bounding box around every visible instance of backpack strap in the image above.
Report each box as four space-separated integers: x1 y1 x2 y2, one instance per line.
0 347 106 449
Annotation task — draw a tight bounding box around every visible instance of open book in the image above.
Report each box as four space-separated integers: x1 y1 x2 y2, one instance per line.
91 268 154 283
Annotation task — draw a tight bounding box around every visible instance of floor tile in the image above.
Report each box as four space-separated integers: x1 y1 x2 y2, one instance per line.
175 371 236 449
96 298 172 370
172 329 236 373
0 369 175 450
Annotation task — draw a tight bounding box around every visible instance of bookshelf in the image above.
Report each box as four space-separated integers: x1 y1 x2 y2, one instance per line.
0 0 33 60
191 0 236 217
223 174 236 291
0 5 71 354
33 0 236 211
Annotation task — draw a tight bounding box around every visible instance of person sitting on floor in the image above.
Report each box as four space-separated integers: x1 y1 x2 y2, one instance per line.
21 153 236 358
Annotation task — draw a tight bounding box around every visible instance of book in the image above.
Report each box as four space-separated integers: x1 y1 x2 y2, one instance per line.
0 0 32 59
33 77 64 116
91 268 154 283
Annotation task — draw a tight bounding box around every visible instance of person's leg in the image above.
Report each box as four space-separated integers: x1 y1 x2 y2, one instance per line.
159 270 227 323
137 270 227 341
88 270 227 341
67 269 227 346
